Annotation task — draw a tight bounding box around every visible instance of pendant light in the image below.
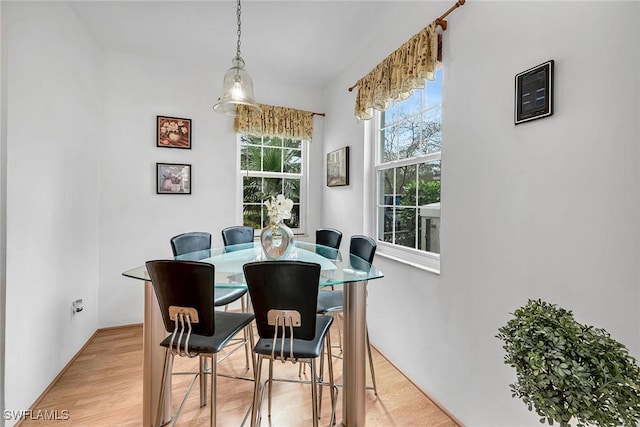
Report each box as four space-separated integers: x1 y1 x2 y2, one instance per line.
213 0 261 115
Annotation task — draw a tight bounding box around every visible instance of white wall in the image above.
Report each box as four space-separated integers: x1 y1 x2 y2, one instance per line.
3 2 102 421
98 50 325 326
322 1 640 426
1 0 327 413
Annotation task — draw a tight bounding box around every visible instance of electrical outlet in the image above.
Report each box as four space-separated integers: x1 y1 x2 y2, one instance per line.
71 299 84 315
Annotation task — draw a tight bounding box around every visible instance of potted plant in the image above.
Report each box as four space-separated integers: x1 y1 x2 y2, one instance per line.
496 299 640 427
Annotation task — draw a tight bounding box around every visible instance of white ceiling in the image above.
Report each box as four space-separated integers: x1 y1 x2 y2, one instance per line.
68 1 438 90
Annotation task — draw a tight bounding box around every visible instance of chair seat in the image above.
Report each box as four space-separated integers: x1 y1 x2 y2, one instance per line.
317 290 344 314
253 315 333 359
160 311 255 354
214 288 247 307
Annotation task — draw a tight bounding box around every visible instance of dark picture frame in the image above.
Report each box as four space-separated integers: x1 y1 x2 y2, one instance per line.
156 163 191 194
327 146 349 187
157 116 191 149
515 60 554 125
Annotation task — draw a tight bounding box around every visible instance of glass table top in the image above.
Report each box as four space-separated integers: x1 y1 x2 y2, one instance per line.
122 241 383 288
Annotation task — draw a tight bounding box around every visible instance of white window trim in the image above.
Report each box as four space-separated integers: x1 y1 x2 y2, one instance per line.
363 113 441 274
235 134 309 236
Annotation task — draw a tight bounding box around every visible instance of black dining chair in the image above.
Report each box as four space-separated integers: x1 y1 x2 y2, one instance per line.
221 226 254 252
315 228 342 260
300 228 342 376
316 228 342 250
170 232 248 309
145 260 255 427
170 232 251 370
243 261 337 427
316 235 378 395
170 231 211 258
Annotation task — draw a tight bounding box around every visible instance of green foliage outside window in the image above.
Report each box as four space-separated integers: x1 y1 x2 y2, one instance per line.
241 135 302 230
377 70 442 253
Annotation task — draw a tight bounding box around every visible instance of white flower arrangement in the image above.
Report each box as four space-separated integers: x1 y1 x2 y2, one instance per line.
264 194 293 225
160 120 189 141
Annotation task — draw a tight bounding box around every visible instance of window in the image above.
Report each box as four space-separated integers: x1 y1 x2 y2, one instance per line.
239 134 306 233
374 68 442 268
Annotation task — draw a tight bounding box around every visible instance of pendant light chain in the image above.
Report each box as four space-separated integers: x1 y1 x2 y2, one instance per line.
236 0 242 59
213 0 261 115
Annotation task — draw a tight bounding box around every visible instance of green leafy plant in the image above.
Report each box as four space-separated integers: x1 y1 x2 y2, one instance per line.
496 299 640 427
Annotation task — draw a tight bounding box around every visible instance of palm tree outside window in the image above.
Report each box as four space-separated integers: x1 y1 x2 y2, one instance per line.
239 134 305 233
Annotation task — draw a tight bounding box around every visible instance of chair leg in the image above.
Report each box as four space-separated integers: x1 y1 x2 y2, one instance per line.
326 332 336 426
210 354 217 427
200 355 208 407
334 312 343 353
268 359 274 418
248 325 256 379
310 359 319 427
250 355 263 427
366 326 378 395
242 297 251 370
155 349 172 427
318 349 324 415
318 331 337 425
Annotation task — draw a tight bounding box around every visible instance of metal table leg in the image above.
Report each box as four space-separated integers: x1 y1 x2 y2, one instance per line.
341 280 368 426
143 281 171 426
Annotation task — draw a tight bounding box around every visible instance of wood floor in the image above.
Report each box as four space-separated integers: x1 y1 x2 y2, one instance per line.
20 322 459 427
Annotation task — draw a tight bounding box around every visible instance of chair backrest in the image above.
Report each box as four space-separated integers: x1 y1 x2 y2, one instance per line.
221 226 254 248
146 260 216 336
243 261 320 341
316 228 342 250
349 235 377 271
170 232 212 256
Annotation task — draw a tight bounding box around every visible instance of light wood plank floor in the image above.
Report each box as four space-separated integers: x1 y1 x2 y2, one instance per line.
21 322 459 427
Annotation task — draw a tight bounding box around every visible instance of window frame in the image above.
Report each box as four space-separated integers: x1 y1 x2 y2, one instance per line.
236 134 308 236
366 76 442 274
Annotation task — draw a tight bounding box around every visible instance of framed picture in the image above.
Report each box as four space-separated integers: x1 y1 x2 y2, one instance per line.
327 146 349 187
515 60 554 125
156 163 191 194
157 116 191 149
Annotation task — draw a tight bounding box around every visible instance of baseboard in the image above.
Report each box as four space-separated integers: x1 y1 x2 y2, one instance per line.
97 323 143 333
16 324 142 427
371 343 465 427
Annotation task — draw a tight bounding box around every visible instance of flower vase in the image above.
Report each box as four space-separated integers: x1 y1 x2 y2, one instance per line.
260 222 294 259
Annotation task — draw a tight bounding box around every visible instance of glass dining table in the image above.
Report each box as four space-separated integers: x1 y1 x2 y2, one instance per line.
122 241 383 427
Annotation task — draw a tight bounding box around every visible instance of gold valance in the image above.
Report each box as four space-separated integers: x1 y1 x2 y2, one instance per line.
353 22 438 120
234 103 315 141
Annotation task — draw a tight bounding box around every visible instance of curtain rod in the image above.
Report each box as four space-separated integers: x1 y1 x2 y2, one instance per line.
347 0 466 93
435 0 465 32
311 112 325 117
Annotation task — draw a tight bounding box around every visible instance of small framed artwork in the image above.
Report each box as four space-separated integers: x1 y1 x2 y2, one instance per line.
157 163 191 194
327 146 349 187
157 116 191 149
515 60 554 125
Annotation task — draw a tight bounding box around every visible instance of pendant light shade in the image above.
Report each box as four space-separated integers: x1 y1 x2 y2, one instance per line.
213 0 261 116
213 57 260 115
